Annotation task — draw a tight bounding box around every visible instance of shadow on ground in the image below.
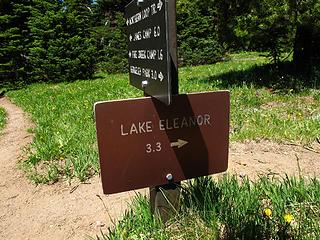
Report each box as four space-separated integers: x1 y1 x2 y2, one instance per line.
191 61 320 92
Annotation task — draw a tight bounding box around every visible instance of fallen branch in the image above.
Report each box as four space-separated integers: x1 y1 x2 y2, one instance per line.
284 141 320 154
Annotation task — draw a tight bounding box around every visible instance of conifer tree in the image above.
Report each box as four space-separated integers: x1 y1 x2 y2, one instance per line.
91 0 128 73
28 0 96 82
0 0 32 85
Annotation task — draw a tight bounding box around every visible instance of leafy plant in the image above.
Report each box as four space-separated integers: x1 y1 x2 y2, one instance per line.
95 176 320 240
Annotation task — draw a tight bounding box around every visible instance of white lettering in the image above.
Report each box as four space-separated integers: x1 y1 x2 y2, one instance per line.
159 120 165 130
173 118 179 129
158 114 212 131
204 114 211 125
154 26 160 37
130 66 141 76
138 122 146 133
197 115 204 125
120 124 128 136
142 7 150 19
130 49 163 60
146 121 153 132
147 50 156 60
165 119 173 130
181 117 188 128
158 49 163 60
129 12 142 25
130 124 138 135
143 28 152 39
132 50 138 59
188 117 196 127
138 50 146 59
134 31 142 41
142 68 150 78
121 121 153 136
128 4 162 27
151 4 157 15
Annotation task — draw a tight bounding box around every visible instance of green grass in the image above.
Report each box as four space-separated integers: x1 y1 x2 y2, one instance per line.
7 52 320 183
97 176 320 240
0 107 6 133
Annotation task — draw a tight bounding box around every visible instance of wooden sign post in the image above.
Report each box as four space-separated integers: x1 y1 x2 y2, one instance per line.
125 0 179 220
94 0 230 224
146 0 180 221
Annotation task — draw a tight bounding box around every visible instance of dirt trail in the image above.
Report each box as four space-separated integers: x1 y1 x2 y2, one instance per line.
0 97 319 240
228 140 320 179
0 97 146 240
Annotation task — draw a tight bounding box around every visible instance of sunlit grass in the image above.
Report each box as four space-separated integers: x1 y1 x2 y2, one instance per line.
7 52 320 183
0 107 6 133
98 176 320 240
7 74 140 183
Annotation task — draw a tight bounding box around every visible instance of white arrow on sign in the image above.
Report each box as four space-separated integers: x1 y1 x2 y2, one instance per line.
157 0 163 11
171 139 188 149
128 51 131 58
129 35 132 42
158 71 164 81
126 19 129 26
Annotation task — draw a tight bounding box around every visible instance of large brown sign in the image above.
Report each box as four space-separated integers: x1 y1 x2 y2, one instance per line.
95 91 230 194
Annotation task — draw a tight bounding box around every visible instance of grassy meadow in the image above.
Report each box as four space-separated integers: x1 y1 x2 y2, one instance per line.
99 176 320 240
7 52 320 183
5 52 320 239
0 107 6 132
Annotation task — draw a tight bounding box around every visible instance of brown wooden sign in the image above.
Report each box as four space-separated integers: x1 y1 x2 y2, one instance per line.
94 91 230 194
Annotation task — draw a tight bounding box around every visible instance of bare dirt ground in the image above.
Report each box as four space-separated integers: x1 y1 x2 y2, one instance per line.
0 97 319 240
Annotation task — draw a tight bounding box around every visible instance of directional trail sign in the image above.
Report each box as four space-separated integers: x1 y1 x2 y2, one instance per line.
95 91 230 194
125 0 175 105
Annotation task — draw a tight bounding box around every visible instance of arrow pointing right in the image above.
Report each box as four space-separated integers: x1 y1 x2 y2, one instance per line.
158 71 164 81
170 139 188 149
157 0 163 11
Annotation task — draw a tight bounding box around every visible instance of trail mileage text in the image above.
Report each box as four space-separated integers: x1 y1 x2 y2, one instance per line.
146 142 162 154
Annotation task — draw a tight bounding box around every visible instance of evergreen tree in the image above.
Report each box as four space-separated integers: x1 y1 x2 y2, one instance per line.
91 0 128 73
28 0 96 82
95 0 127 17
177 0 225 66
0 0 32 85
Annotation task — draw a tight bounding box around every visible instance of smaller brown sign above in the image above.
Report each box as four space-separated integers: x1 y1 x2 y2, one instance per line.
94 91 230 194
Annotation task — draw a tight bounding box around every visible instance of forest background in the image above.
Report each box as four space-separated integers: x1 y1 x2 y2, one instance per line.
1 0 320 88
